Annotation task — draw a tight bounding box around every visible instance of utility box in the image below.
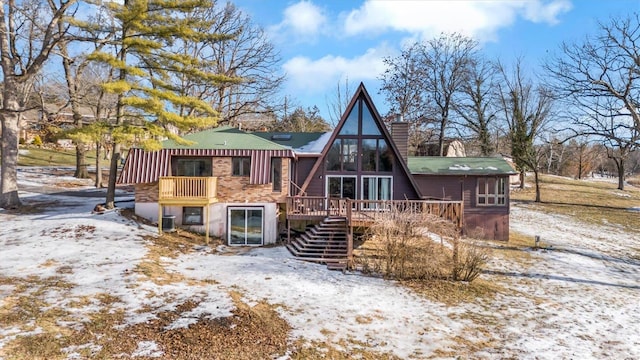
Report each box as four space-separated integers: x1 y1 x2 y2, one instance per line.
162 215 176 232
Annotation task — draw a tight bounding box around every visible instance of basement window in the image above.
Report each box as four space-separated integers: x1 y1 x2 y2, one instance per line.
183 207 203 225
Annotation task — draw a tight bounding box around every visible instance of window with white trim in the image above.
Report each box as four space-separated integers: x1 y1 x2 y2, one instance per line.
477 177 506 206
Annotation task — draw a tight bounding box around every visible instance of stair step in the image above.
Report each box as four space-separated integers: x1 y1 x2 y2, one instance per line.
293 241 347 250
299 233 346 242
286 216 350 271
291 244 346 255
287 246 347 260
326 261 348 271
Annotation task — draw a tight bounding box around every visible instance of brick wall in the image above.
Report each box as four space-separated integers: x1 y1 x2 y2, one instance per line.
135 182 159 202
214 157 290 203
135 157 290 204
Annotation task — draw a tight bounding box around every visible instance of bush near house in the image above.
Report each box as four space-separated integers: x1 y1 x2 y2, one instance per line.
354 210 490 282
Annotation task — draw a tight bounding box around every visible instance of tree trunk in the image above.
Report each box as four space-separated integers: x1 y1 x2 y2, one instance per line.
0 80 23 209
438 118 446 156
534 169 542 203
75 144 89 178
617 159 625 191
519 170 526 189
95 142 102 188
105 142 121 208
0 108 22 208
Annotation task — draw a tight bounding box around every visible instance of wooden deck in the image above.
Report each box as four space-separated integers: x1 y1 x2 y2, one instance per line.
158 176 218 206
285 196 464 269
286 196 463 228
157 176 218 243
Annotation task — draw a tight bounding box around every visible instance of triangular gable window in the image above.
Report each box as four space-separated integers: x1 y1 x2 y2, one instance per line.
339 103 359 135
361 101 382 135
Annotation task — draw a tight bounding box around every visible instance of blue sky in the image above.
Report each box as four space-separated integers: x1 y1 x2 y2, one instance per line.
231 0 638 121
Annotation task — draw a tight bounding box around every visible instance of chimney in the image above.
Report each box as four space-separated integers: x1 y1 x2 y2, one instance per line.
391 114 409 162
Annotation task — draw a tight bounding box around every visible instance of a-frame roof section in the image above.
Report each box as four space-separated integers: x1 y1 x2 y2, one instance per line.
299 83 423 197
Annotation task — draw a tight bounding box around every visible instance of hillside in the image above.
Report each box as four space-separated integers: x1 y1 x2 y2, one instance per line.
0 169 638 359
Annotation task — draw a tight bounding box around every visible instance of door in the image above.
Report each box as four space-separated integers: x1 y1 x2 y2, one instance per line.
228 207 263 246
326 176 357 199
362 176 392 209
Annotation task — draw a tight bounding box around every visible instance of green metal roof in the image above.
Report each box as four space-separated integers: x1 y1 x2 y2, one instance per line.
252 131 327 150
407 156 517 175
162 126 290 150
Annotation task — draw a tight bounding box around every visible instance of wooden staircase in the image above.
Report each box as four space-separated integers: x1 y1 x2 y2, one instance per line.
286 216 349 271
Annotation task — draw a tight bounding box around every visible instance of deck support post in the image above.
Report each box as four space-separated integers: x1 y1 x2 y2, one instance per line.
158 205 163 235
347 225 353 269
205 205 210 245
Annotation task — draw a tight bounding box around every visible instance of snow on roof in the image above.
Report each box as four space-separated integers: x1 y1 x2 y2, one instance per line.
295 131 332 154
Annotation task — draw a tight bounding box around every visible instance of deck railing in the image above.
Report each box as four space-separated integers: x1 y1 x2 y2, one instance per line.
158 176 218 202
286 196 463 228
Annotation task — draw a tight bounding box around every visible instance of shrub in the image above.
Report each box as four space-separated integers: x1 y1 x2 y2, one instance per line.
32 135 43 147
452 240 489 282
354 208 490 282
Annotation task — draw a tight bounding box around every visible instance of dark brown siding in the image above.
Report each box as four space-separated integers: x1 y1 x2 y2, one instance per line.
414 174 510 241
294 157 319 194
392 164 419 199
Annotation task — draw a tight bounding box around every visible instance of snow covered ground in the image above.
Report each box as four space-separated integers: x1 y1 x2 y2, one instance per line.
1 167 639 359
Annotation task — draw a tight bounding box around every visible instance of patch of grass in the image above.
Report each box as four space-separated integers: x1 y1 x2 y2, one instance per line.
0 276 76 359
403 278 503 306
16 147 98 167
289 338 401 360
511 174 640 232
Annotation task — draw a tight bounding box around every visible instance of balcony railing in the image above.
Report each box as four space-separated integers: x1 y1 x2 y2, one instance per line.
158 176 218 204
286 196 463 228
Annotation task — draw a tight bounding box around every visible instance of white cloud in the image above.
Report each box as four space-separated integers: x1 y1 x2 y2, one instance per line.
282 46 392 93
271 1 327 40
343 0 572 42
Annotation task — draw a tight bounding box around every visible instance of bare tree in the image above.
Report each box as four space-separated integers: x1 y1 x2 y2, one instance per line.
452 56 498 156
174 2 284 127
379 33 477 156
379 43 432 153
452 56 499 156
496 59 554 202
326 76 352 126
545 13 640 190
0 0 77 208
421 33 477 156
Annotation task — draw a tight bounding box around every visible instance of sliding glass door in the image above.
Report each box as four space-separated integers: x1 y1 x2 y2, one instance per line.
327 176 357 200
361 176 392 209
228 207 263 246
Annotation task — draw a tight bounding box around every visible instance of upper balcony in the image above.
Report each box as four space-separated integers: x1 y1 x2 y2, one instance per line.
158 176 218 205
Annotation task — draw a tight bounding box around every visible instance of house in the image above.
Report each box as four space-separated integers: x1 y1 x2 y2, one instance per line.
118 126 295 245
407 157 515 240
118 83 514 261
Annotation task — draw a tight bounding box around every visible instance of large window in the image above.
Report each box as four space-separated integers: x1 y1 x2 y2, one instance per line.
326 138 357 172
477 177 506 206
174 158 212 177
232 157 251 176
183 207 203 225
362 139 393 172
